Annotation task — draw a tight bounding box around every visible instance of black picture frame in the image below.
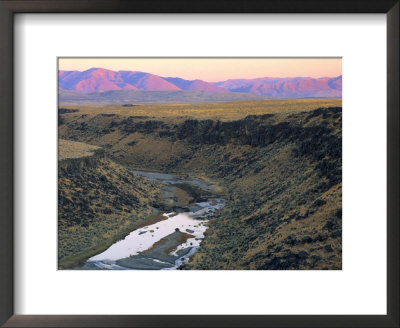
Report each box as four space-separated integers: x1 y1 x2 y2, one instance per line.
0 0 398 327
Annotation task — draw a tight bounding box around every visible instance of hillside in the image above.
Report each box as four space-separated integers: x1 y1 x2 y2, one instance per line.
58 139 163 268
58 102 342 270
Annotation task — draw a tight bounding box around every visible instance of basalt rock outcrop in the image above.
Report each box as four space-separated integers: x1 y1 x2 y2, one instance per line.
59 148 104 172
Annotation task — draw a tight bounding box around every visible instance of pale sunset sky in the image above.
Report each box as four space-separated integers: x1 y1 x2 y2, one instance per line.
59 58 341 82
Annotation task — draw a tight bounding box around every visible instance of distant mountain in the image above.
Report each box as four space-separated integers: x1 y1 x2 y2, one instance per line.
59 68 220 94
214 76 342 98
164 77 228 94
59 68 179 93
58 68 342 99
118 71 180 91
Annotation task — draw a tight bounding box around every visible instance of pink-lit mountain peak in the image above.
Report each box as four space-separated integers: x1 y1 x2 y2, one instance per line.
118 71 181 91
186 80 227 93
80 67 120 80
59 68 140 93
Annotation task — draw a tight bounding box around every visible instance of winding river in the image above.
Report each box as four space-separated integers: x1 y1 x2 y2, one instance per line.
76 170 225 270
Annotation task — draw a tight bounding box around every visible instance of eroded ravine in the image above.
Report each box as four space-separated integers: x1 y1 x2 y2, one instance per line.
74 170 225 270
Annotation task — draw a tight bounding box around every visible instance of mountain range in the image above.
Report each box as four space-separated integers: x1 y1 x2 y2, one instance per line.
59 68 342 99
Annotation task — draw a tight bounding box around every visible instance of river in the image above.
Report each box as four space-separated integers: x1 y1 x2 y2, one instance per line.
75 170 225 270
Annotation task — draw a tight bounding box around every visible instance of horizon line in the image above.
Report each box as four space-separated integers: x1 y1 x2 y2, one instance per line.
59 67 342 82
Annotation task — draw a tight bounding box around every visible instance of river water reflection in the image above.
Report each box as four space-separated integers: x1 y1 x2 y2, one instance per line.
79 170 225 270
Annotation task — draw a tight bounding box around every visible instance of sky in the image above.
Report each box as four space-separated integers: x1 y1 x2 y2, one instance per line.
58 58 341 82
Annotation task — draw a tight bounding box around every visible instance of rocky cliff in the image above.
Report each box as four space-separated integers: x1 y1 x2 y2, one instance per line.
58 140 162 268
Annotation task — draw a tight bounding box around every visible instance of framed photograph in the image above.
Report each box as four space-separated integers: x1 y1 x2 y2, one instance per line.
0 1 398 327
57 57 343 272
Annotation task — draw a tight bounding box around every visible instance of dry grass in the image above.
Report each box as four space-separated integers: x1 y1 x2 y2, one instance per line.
60 98 341 121
59 139 100 160
173 186 193 206
143 231 195 256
